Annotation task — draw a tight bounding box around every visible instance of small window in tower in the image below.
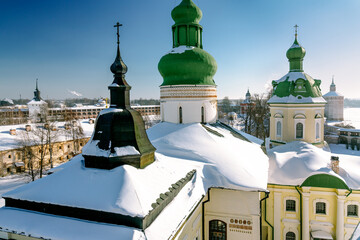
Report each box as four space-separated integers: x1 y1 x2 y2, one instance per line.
179 107 183 124
296 122 303 139
276 121 282 137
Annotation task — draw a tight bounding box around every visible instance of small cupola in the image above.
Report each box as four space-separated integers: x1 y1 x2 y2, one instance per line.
82 22 156 170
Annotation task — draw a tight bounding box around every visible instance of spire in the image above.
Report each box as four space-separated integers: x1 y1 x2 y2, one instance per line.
33 78 41 101
330 75 336 92
82 22 156 170
108 22 130 109
286 25 306 72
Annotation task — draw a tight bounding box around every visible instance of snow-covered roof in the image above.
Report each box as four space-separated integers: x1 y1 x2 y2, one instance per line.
0 207 145 240
27 99 47 105
1 122 268 239
268 141 360 190
323 91 344 97
268 71 326 104
0 120 94 152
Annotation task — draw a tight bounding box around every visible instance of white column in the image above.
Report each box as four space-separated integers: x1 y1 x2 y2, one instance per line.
336 191 346 240
274 192 282 240
302 192 310 240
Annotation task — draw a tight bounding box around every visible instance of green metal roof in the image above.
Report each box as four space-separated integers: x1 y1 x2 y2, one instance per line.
301 174 350 190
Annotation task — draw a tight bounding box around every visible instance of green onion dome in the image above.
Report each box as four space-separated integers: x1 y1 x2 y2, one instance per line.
286 37 306 72
286 38 306 60
171 0 202 24
159 46 217 85
158 0 217 86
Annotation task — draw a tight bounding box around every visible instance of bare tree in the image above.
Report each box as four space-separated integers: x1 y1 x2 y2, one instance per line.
44 121 60 168
64 109 84 156
18 131 37 181
242 93 270 140
31 125 49 179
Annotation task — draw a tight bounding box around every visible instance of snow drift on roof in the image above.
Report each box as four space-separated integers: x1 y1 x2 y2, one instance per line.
0 207 145 240
2 122 268 239
268 141 360 189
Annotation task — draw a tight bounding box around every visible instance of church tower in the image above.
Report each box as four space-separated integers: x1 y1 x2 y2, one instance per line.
27 79 48 123
268 27 326 147
158 0 218 124
82 23 156 169
323 77 344 121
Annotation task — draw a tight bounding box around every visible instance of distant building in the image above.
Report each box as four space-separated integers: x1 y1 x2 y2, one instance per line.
240 89 254 115
323 77 344 121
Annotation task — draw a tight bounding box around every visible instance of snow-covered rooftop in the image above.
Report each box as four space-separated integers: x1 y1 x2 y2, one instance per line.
323 91 344 97
0 122 268 239
268 141 360 190
0 120 94 152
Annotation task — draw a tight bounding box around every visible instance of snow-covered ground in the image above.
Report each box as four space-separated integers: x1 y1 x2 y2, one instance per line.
344 108 360 129
0 174 29 207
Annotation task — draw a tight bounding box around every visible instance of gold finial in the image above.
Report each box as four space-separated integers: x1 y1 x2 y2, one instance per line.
294 24 299 39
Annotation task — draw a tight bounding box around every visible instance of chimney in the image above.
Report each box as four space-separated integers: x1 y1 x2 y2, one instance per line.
9 129 16 135
25 125 31 132
331 156 339 174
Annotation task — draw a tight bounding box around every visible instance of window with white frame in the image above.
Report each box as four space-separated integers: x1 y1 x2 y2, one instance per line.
347 204 358 217
286 199 296 212
296 122 303 139
316 202 326 214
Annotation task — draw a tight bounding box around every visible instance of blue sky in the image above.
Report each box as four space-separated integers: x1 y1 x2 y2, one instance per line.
1 0 359 100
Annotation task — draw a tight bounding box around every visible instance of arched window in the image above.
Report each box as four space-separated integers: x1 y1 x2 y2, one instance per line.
286 200 296 212
179 107 183 124
316 122 320 139
209 220 226 240
276 121 282 136
286 231 296 240
201 106 205 123
296 122 303 139
316 202 326 214
348 204 358 217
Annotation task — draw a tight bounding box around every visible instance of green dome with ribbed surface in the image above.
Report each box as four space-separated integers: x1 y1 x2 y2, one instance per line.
171 0 202 24
158 0 217 86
